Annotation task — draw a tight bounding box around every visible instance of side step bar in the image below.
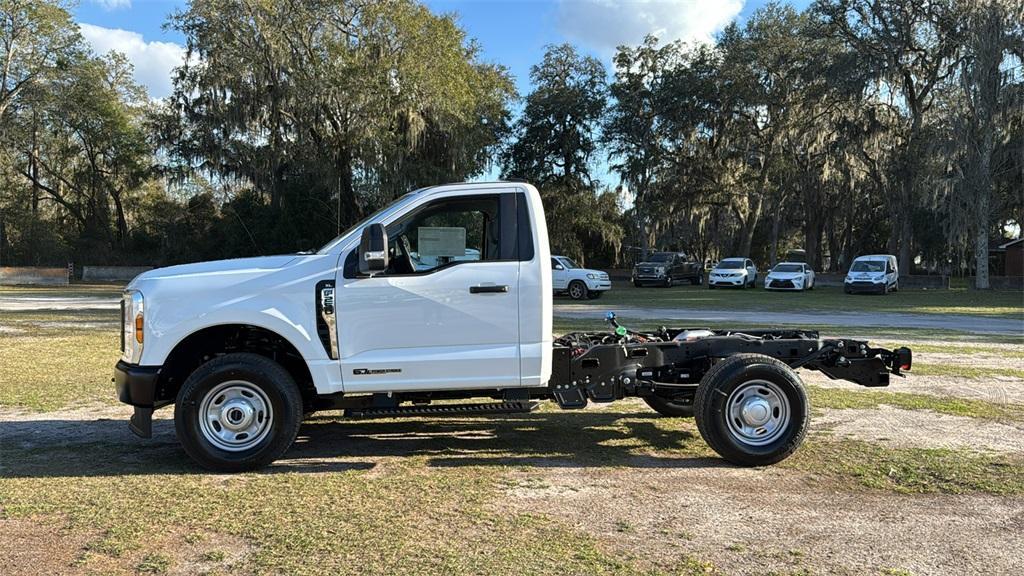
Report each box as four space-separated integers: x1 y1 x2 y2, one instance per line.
345 401 540 419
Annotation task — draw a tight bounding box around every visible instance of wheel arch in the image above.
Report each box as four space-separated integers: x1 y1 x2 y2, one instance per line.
157 323 317 410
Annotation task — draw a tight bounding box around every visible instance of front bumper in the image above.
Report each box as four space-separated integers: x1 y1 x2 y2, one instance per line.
587 279 612 291
765 279 802 290
845 281 885 293
114 360 162 438
709 276 746 286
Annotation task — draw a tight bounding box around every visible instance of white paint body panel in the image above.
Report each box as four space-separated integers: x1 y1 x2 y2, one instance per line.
127 182 552 396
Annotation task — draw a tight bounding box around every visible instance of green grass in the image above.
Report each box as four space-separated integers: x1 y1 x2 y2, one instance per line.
571 283 1024 318
910 363 1024 380
786 439 1024 495
0 330 121 411
807 385 1023 422
0 409 718 576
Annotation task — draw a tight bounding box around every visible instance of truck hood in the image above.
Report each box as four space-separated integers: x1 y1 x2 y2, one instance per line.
129 255 300 287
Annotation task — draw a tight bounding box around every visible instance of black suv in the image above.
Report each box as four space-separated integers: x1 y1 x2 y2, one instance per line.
632 252 703 287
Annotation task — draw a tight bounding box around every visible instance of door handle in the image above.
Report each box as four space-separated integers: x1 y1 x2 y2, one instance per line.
469 285 509 294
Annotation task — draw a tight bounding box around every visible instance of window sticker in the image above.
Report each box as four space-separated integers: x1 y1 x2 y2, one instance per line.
418 227 466 257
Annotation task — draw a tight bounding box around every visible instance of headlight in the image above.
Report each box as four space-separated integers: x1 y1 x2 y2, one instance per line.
587 273 596 279
121 290 145 363
656 267 665 274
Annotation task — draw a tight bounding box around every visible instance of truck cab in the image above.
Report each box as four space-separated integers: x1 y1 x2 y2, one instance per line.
115 181 911 472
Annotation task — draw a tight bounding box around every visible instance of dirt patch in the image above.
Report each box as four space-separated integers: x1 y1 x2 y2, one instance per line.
500 465 1024 576
815 405 1024 453
803 370 1024 405
0 517 94 576
0 516 254 576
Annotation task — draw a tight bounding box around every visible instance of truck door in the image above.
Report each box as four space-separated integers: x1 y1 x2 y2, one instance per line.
551 257 568 290
336 193 522 393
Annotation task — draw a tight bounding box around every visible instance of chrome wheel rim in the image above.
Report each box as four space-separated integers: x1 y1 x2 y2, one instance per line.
199 380 273 452
725 379 790 447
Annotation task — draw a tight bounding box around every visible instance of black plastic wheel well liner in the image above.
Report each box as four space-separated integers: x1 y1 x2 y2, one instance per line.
160 324 315 407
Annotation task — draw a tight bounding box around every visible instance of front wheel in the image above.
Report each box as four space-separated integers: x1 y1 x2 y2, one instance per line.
664 276 673 288
174 353 303 472
694 354 809 466
568 280 588 300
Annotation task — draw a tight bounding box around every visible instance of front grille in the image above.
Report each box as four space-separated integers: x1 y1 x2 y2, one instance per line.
770 279 795 288
638 267 653 275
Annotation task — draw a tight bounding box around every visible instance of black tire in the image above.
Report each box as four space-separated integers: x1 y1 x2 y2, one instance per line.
694 354 809 466
633 279 642 288
644 395 695 417
568 280 588 300
664 275 673 288
174 353 303 472
587 290 603 299
708 282 716 289
691 271 704 286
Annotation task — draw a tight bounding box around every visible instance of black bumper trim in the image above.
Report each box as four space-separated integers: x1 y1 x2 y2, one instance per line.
114 360 162 407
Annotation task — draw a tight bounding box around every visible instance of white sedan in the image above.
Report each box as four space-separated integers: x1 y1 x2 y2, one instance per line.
764 262 815 291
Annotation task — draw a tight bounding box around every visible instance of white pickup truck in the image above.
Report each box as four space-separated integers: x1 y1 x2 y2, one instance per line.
115 182 911 471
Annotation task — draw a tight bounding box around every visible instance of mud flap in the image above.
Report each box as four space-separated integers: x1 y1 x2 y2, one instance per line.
129 406 153 438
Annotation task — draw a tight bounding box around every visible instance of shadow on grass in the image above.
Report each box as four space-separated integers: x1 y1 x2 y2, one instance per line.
0 409 722 478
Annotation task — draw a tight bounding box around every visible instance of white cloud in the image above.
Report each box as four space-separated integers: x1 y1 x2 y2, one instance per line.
78 22 185 99
557 0 745 54
91 0 132 10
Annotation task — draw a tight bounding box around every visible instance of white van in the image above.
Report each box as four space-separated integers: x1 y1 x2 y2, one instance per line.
844 254 898 294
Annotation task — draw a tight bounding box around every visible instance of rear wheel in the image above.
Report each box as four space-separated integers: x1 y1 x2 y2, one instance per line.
694 354 808 466
644 395 694 417
691 272 703 286
568 280 588 300
174 353 303 472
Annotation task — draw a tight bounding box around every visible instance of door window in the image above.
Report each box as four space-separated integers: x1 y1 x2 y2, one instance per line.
385 196 500 275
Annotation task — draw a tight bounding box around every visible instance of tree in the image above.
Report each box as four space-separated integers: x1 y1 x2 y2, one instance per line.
605 36 681 260
958 0 1020 288
161 0 514 255
0 0 80 121
502 43 621 263
817 0 966 273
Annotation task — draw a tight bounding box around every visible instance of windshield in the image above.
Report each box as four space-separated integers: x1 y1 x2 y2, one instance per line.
560 258 580 269
647 253 672 262
317 191 422 254
851 260 885 273
716 259 744 269
773 264 803 273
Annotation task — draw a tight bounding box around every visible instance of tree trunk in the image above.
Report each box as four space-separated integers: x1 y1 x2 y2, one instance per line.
738 160 770 257
769 197 782 267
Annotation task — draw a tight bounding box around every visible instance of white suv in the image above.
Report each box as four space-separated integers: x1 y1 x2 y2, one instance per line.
551 255 611 300
708 258 757 289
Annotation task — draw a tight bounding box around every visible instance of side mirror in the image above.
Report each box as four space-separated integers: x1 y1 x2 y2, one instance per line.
358 223 388 276
554 264 564 270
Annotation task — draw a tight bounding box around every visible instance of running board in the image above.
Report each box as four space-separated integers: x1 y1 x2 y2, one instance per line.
345 401 541 419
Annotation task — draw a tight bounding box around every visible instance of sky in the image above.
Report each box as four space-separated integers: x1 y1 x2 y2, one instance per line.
71 0 811 185
73 0 812 100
